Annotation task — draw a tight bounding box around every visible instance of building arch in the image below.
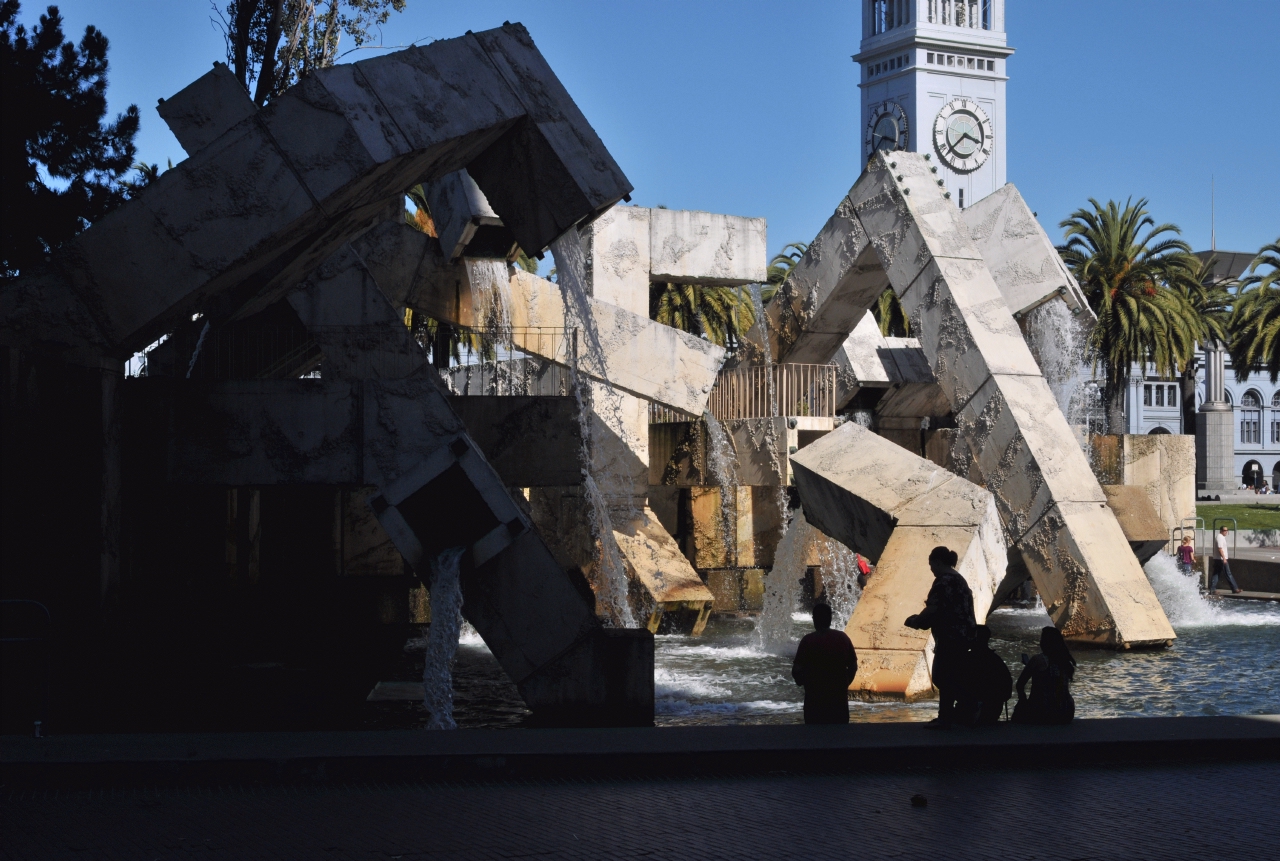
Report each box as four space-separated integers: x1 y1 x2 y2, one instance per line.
1243 459 1264 489
1273 460 1280 491
1272 392 1280 408
1242 390 1263 407
1148 426 1171 435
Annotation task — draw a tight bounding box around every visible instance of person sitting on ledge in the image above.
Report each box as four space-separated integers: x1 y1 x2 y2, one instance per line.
904 546 977 729
792 602 857 725
1012 626 1077 725
968 625 1013 725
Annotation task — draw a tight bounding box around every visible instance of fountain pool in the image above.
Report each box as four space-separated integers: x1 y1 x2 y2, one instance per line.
388 554 1279 729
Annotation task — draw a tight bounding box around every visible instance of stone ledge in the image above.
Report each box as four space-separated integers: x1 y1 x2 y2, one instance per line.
3 715 1275 788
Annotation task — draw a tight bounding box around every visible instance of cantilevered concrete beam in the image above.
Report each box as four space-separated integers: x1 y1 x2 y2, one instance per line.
4 24 631 359
353 221 726 416
793 423 1007 700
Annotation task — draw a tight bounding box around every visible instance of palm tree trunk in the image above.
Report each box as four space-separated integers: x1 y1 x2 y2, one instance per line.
1105 381 1127 436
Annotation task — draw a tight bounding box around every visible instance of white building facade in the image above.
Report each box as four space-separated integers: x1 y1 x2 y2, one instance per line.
1125 364 1280 490
856 0 1013 209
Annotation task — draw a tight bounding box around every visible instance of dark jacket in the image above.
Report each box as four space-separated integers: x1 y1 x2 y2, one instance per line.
792 629 858 724
914 568 977 650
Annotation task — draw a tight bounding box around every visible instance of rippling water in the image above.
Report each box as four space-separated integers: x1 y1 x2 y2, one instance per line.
405 554 1280 728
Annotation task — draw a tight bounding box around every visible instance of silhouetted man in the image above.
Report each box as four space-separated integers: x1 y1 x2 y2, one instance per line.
968 625 1012 725
792 603 858 724
904 546 977 729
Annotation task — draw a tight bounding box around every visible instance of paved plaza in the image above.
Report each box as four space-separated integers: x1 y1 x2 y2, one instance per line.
3 758 1275 860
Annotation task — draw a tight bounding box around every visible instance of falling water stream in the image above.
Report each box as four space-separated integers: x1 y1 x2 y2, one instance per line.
422 547 466 730
551 230 636 628
703 411 741 566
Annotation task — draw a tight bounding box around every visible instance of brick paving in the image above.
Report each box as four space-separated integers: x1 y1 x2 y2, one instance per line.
2 759 1275 860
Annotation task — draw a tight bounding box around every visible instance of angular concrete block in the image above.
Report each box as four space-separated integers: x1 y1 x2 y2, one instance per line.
425 169 516 263
899 255 1042 409
451 396 582 487
961 183 1091 319
766 201 886 364
1017 501 1176 647
951 373 1107 541
614 508 714 636
648 209 767 286
1121 434 1197 536
792 423 1007 700
157 62 256 156
1102 484 1170 564
584 205 651 317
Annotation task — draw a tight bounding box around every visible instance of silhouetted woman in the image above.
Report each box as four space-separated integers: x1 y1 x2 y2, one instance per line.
1012 626 1077 725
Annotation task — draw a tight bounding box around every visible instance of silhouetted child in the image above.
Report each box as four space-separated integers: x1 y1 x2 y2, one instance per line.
904 546 977 729
967 625 1012 725
1012 626 1076 725
792 602 858 724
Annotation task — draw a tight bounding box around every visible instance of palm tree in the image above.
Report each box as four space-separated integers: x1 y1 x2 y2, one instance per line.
1058 198 1202 432
648 242 804 349
1229 239 1280 383
1174 254 1232 433
873 287 910 337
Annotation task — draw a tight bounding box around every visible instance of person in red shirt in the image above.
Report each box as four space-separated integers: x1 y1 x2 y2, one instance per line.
791 603 858 724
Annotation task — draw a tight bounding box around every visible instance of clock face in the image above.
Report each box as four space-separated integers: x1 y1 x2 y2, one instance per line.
932 98 993 173
865 102 909 157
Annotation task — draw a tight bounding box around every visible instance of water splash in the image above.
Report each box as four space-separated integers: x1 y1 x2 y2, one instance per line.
423 546 466 730
1023 300 1106 437
755 512 814 654
813 533 862 631
551 229 636 628
703 411 741 566
1144 552 1280 629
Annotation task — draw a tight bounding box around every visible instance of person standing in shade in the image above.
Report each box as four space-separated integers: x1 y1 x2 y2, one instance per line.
904 546 977 729
792 602 858 724
1211 525 1243 595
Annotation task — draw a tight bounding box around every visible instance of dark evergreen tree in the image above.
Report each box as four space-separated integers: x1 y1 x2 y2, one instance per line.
1 1 138 278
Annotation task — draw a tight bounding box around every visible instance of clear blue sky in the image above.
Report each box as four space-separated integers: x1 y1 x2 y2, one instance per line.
23 1 1280 258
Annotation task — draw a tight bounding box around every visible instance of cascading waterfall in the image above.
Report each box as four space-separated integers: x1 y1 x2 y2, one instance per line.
465 260 516 394
1023 300 1105 438
550 229 637 628
755 511 814 653
422 546 466 730
703 411 741 567
813 534 862 631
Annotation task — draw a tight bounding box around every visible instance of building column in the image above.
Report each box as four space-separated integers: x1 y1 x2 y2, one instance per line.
1196 341 1235 494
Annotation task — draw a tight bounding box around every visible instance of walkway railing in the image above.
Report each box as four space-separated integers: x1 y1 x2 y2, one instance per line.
706 363 837 421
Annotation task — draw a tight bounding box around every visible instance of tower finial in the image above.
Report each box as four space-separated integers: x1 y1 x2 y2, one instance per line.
1211 175 1216 253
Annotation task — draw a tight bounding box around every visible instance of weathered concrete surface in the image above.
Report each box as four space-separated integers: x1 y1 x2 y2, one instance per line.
647 209 767 286
960 183 1091 320
832 311 950 429
156 61 258 157
450 397 582 487
1120 434 1197 537
792 423 1006 699
614 509 713 636
583 205 652 316
353 222 725 416
1102 485 1171 565
848 154 1172 648
425 168 517 263
3 23 631 357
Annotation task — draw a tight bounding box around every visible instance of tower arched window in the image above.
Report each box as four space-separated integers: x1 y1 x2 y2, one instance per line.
1272 392 1280 408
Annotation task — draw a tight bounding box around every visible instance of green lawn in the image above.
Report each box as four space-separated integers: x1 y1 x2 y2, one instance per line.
1195 503 1280 531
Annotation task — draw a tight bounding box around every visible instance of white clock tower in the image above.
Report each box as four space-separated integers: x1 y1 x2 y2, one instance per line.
856 1 1013 209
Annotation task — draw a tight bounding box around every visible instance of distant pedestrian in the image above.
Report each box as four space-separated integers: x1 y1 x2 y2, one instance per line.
904 546 977 729
1012 627 1076 725
967 625 1013 725
1211 525 1243 595
792 603 858 724
1177 535 1196 577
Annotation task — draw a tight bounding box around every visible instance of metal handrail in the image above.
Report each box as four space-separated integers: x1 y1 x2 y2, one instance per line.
0 599 51 737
